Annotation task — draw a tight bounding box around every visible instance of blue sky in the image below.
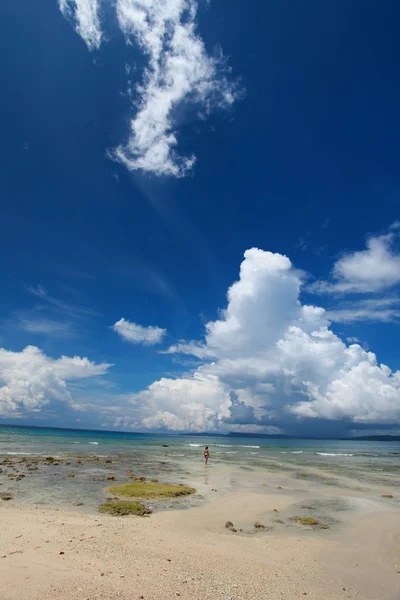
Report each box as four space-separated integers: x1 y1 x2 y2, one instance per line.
1 0 400 436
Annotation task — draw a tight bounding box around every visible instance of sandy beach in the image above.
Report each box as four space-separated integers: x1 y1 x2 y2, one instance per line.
1 453 399 600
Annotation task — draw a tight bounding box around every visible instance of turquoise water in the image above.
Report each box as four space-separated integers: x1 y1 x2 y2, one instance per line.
1 425 399 512
1 425 399 484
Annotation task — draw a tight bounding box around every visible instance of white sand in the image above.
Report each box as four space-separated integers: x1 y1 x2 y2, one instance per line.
1 488 399 600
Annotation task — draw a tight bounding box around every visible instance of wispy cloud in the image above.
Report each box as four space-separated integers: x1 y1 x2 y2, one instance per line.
18 317 73 336
59 0 102 51
24 284 100 318
112 318 166 345
161 340 216 359
326 297 400 324
114 0 240 176
58 0 241 177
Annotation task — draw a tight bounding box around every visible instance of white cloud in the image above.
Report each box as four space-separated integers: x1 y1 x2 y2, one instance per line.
122 247 400 431
311 223 400 294
290 348 400 424
58 0 240 176
160 341 216 359
112 317 166 345
54 355 112 379
59 0 102 51
326 297 400 323
0 346 112 417
114 0 239 176
18 318 72 336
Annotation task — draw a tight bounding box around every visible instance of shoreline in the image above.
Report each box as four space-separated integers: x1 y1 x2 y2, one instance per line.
1 452 400 599
1 490 400 600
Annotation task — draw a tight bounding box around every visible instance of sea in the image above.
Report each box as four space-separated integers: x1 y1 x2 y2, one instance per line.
1 424 399 486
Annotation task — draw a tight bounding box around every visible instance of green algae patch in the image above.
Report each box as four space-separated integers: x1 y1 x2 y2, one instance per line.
106 481 196 500
294 516 319 526
98 501 151 516
382 494 394 498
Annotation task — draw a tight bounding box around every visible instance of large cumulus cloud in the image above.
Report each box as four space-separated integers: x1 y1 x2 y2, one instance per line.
0 346 112 417
123 248 400 431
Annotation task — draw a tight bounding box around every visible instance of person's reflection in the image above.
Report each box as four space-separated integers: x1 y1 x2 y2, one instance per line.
203 469 210 487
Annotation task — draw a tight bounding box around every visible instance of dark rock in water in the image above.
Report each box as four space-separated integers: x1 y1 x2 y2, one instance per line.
225 521 234 529
105 460 112 464
107 475 115 481
151 479 159 483
0 494 12 501
72 502 84 506
254 522 265 529
293 516 319 526
98 501 152 516
162 444 169 447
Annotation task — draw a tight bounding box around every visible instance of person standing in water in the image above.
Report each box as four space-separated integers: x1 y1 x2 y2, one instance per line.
204 446 210 465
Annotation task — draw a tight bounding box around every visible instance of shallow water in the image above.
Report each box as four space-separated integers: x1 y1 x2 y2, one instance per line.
0 425 399 512
1 425 399 481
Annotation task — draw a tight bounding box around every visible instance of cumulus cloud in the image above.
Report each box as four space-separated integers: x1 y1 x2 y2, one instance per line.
114 0 239 176
112 318 166 345
120 371 231 432
59 0 102 50
0 346 112 417
311 223 400 294
123 247 400 431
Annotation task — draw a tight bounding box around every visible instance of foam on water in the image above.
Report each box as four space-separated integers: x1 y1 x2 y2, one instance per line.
317 453 354 457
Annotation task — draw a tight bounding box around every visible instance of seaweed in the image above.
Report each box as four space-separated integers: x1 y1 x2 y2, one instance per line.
98 501 151 516
106 481 195 500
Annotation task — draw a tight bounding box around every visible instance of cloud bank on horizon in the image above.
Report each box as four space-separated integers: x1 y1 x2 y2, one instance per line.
117 245 400 432
2 227 400 432
58 0 240 177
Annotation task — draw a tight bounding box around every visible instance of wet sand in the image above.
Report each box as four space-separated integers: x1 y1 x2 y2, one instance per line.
0 454 400 599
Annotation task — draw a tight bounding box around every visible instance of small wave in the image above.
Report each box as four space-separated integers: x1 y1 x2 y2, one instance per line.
251 452 260 455
215 444 261 449
189 443 202 447
72 442 80 444
317 452 354 457
88 442 99 445
291 451 303 454
280 452 287 454
6 452 39 455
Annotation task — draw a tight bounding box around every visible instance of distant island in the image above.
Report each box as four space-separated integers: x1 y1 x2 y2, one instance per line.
342 435 400 442
179 432 400 441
